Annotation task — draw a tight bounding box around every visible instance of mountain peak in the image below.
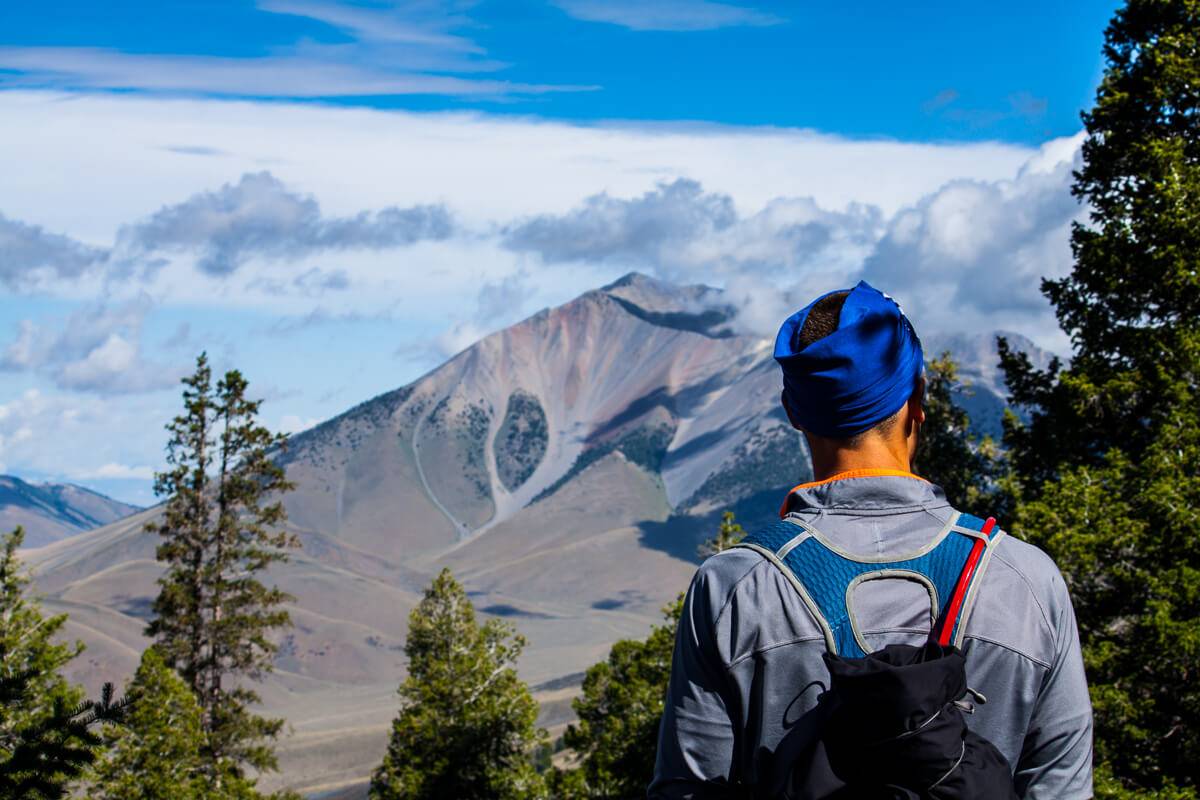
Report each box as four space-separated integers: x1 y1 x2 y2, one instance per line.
598 271 722 315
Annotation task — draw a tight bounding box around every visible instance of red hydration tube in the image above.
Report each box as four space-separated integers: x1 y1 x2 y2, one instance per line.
937 516 997 647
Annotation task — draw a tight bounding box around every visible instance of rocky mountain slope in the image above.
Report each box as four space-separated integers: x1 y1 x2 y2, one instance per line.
19 273 1052 797
0 475 140 548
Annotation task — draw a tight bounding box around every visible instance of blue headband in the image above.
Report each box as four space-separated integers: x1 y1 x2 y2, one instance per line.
774 281 924 438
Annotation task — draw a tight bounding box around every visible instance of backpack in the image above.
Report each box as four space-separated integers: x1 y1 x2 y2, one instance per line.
734 512 1019 799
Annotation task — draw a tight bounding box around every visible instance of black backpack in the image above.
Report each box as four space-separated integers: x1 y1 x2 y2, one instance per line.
735 512 1018 799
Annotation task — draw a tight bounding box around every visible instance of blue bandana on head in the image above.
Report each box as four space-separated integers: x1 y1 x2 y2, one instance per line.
774 281 924 438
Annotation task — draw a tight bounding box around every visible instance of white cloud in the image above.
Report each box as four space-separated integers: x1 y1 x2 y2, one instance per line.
0 388 169 496
0 298 183 394
0 92 1032 241
859 134 1085 341
434 320 489 359
75 462 156 480
555 0 783 31
279 414 321 435
0 212 108 290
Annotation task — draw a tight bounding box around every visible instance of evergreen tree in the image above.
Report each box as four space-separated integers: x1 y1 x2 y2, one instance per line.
915 353 1003 511
697 511 745 558
371 568 546 800
0 527 123 798
999 0 1200 793
553 600 680 800
146 353 298 785
556 513 743 798
90 647 257 800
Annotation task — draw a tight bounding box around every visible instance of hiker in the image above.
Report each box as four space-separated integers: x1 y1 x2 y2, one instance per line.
649 282 1093 799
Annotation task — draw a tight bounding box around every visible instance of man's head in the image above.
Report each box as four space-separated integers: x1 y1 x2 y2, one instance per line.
775 282 925 470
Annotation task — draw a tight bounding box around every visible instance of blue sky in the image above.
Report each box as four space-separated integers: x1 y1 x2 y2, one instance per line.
1 1 1117 141
0 1 1119 507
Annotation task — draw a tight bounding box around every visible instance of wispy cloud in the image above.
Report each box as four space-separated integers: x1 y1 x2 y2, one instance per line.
0 0 598 100
0 47 591 99
260 0 484 53
554 0 783 31
117 171 454 276
923 89 1050 128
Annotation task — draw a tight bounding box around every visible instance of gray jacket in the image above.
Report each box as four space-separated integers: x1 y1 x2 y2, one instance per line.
650 474 1093 799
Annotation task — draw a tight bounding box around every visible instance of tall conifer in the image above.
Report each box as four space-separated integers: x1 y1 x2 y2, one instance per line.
999 0 1200 792
146 353 297 785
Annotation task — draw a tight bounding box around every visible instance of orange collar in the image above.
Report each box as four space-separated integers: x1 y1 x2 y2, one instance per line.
778 468 927 518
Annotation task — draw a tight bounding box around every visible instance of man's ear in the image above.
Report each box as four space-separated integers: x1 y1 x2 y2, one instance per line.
909 377 927 427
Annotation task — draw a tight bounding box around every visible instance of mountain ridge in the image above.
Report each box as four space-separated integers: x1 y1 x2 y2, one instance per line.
0 475 140 548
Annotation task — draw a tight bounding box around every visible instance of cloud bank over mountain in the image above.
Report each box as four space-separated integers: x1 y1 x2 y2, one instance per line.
0 91 1083 503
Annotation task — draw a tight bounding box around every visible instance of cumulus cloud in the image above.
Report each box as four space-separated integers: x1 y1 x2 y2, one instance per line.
499 136 1085 347
0 212 108 290
503 178 882 282
0 298 183 394
860 135 1085 326
555 0 783 31
117 171 454 276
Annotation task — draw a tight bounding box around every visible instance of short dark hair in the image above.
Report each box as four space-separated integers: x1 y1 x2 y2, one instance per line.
797 291 849 350
789 289 904 442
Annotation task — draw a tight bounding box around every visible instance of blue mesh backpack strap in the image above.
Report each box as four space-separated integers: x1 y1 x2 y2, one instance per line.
736 512 1005 658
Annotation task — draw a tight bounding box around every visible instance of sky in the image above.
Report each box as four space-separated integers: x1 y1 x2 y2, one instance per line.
0 0 1120 506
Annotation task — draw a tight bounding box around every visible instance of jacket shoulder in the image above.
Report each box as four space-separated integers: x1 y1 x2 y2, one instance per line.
967 532 1072 667
691 547 772 609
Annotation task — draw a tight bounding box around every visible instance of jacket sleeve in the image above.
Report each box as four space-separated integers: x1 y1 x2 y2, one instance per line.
1013 571 1094 799
648 564 743 799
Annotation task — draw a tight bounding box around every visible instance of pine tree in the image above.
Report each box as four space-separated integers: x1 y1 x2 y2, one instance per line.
697 511 745 557
998 0 1200 793
553 600 680 800
0 527 124 798
915 353 1003 511
371 568 546 800
90 647 253 800
146 353 298 785
555 513 743 798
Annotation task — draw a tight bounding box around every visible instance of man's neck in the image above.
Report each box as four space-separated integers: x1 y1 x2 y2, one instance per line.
806 436 914 483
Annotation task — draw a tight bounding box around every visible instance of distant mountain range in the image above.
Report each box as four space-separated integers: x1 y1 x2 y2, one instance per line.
0 475 140 548
21 273 1053 798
